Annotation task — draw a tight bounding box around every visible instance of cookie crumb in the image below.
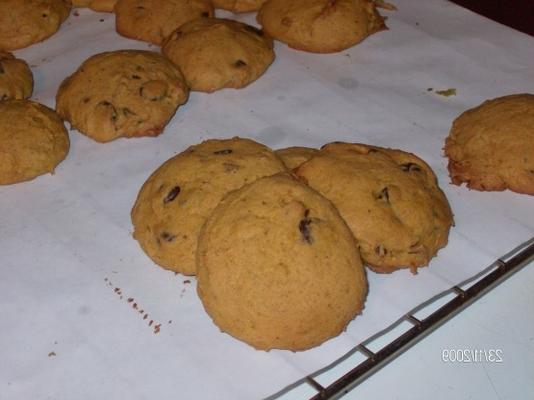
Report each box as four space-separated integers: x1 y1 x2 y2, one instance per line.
48 351 56 357
436 88 456 97
183 279 191 284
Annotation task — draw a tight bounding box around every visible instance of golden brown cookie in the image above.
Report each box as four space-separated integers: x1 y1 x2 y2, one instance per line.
197 173 367 351
131 137 287 275
275 146 318 170
0 52 33 101
162 18 274 93
115 0 214 45
0 100 69 185
56 50 189 143
295 142 453 273
0 0 71 51
445 94 534 196
212 0 266 13
257 0 386 53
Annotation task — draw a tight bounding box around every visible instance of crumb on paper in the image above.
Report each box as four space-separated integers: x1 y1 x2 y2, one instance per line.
154 324 161 334
48 351 56 357
427 87 433 92
183 280 191 284
435 88 457 97
73 10 80 16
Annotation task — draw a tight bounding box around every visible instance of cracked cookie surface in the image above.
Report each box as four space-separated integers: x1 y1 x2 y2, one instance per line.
56 50 189 143
115 0 214 45
0 0 71 51
0 52 33 101
0 100 69 185
295 142 453 273
131 137 287 275
162 18 274 93
257 0 386 53
445 93 534 195
197 173 366 351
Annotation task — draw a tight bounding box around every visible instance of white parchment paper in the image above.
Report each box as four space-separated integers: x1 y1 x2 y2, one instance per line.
1 1 533 399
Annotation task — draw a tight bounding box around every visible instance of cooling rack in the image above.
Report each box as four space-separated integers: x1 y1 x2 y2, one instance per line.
267 238 534 400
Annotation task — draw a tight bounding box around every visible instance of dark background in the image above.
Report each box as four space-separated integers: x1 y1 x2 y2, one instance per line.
450 0 534 36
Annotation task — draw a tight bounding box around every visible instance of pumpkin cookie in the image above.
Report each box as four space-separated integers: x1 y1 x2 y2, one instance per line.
295 142 453 273
162 18 274 93
0 0 71 51
197 173 367 351
56 50 189 143
115 0 214 45
0 52 33 101
445 94 534 195
257 0 386 53
212 0 266 13
0 100 69 185
275 146 318 169
131 137 287 275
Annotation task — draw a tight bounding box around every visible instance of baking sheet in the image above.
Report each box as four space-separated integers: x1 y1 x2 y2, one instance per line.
1 1 533 399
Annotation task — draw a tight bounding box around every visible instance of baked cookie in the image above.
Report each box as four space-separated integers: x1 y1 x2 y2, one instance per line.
0 100 69 185
197 173 367 351
295 142 453 273
162 18 274 93
445 94 534 195
131 137 287 275
275 146 318 170
257 0 386 53
90 0 117 11
72 0 92 6
115 0 214 45
56 50 189 143
0 0 71 51
0 52 34 101
212 0 266 13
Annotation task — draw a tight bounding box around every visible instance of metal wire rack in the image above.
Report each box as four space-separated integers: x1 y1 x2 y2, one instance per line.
267 238 534 400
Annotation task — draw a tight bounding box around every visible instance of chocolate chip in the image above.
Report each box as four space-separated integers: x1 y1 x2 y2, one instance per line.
375 244 387 257
0 63 4 74
377 187 389 202
163 186 181 203
1 94 8 101
223 163 240 173
400 163 422 172
244 25 264 36
214 149 233 155
131 74 141 80
201 11 210 17
299 209 313 244
82 97 90 103
161 232 176 242
42 13 48 18
235 60 247 67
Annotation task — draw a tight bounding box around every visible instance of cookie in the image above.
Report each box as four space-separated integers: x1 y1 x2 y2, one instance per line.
115 0 214 45
295 142 453 273
212 0 266 13
445 94 534 195
89 0 117 12
0 0 71 51
0 52 34 101
275 146 318 169
131 137 287 275
56 50 189 143
257 0 386 53
162 18 274 93
197 173 367 351
0 100 69 185
72 0 92 6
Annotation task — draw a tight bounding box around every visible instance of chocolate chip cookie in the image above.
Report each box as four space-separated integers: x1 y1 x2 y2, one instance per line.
0 100 69 185
212 0 267 13
275 146 318 169
131 137 287 275
56 50 189 143
257 0 386 53
445 93 534 195
197 173 367 351
0 52 33 101
162 18 274 93
295 142 453 273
